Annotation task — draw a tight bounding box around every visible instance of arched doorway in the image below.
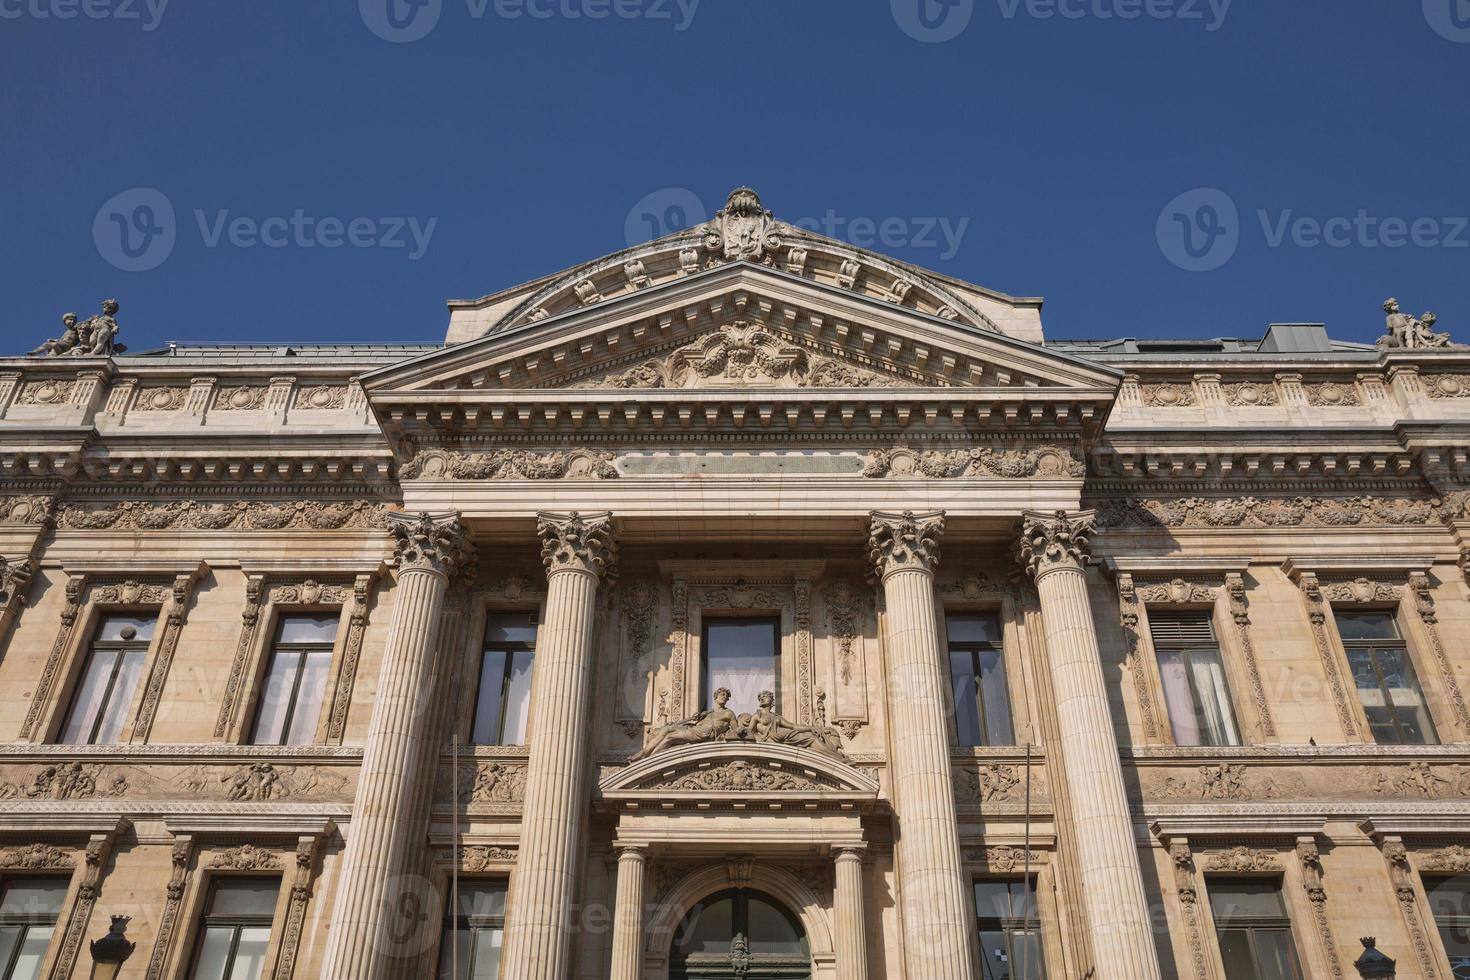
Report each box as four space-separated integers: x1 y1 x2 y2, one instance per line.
669 888 811 979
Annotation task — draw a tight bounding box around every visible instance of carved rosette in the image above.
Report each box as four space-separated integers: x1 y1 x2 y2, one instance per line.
538 511 617 579
866 510 944 581
388 512 475 579
1017 510 1095 579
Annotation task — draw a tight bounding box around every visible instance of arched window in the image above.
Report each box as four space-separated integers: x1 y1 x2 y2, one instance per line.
671 889 809 979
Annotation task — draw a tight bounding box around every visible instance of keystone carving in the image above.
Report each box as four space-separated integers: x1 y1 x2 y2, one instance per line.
867 510 944 580
704 187 781 263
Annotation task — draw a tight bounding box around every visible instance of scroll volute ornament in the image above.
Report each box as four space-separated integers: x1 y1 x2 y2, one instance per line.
537 511 617 579
867 510 945 581
388 512 475 578
0 556 34 607
1018 509 1096 578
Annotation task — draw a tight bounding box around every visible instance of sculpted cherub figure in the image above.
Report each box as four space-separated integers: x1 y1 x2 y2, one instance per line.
743 690 847 760
28 313 79 357
629 686 741 762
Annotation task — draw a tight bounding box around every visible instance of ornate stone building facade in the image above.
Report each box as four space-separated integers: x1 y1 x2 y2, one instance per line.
1 189 1469 979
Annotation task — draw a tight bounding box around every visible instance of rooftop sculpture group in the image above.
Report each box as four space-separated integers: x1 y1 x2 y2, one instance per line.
28 299 126 357
1379 298 1456 349
629 688 848 763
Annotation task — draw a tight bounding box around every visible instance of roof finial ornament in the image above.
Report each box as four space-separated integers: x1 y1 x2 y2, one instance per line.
1380 297 1457 349
28 298 126 357
705 186 782 264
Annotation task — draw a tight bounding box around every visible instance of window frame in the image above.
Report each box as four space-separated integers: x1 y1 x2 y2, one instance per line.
437 879 508 980
0 875 69 980
944 611 1016 748
1333 610 1439 746
57 612 158 746
184 875 281 980
699 617 782 717
973 875 1044 979
1423 873 1470 976
1204 876 1306 980
248 613 340 747
470 611 539 746
1148 609 1243 748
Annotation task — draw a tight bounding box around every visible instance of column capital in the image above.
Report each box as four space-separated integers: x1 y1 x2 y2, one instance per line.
538 511 617 579
1017 509 1096 579
867 510 944 581
834 844 868 860
387 511 475 579
614 843 649 859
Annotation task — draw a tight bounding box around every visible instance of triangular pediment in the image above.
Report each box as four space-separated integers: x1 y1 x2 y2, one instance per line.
362 263 1119 397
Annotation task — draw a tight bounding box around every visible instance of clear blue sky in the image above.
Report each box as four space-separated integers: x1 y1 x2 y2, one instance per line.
2 0 1467 352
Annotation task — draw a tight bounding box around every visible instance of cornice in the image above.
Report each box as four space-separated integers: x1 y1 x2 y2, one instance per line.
164 815 336 838
1101 556 1251 578
1282 556 1434 583
1150 815 1327 842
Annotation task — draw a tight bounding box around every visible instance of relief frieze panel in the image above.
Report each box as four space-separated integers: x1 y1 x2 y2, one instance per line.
435 761 528 809
861 445 1085 479
0 761 354 803
54 499 395 531
400 448 618 481
1092 494 1441 529
952 763 1049 805
1141 760 1470 801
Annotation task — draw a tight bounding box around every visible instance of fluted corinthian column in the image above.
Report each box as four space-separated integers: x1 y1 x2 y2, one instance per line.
608 845 647 980
834 846 869 979
867 511 977 980
503 512 617 980
1018 510 1161 980
322 512 474 980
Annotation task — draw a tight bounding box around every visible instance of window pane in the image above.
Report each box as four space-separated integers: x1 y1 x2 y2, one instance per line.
949 614 1002 644
950 650 983 746
94 649 146 744
9 925 52 980
455 883 507 920
745 895 805 955
472 651 509 745
1209 882 1287 919
436 926 471 980
704 621 777 713
191 926 236 980
96 614 157 643
975 880 1038 920
1336 612 1399 641
59 650 117 744
224 925 270 980
1184 649 1240 747
252 649 301 746
484 613 536 646
0 927 20 978
1157 649 1202 746
1217 928 1262 980
500 652 534 746
208 879 279 917
1253 928 1305 980
1427 876 1470 972
978 649 1015 746
1377 648 1437 744
284 650 331 745
277 615 338 645
0 878 68 915
673 895 734 956
470 926 503 979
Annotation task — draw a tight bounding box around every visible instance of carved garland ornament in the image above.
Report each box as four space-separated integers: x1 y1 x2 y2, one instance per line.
1223 381 1280 406
861 446 1085 480
660 760 832 793
823 579 863 686
1425 373 1470 398
0 495 55 526
1091 495 1439 530
56 500 394 531
400 449 618 481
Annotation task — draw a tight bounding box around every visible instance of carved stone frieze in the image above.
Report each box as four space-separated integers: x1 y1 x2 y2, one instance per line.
0 495 55 526
968 846 1044 872
390 512 474 578
457 846 518 871
1318 577 1401 603
296 385 347 410
538 511 616 578
1134 578 1220 604
131 387 189 412
1304 382 1361 407
1417 845 1470 872
268 579 353 605
1092 495 1439 530
867 510 944 580
438 761 528 806
0 843 74 869
56 499 394 531
691 583 786 611
1018 510 1094 579
208 845 282 870
1425 373 1470 398
936 571 1016 601
823 579 863 686
1370 762 1470 799
400 449 618 481
1223 381 1279 406
213 386 268 411
1141 382 1197 407
0 760 351 803
17 379 77 404
1150 763 1277 801
952 763 1046 804
1204 846 1280 872
658 760 833 793
861 446 1085 480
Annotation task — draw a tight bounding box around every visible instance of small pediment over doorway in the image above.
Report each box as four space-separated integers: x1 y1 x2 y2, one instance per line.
599 743 880 811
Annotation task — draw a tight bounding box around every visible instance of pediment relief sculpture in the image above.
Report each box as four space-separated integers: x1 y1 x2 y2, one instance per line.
862 445 1085 480
629 688 848 764
401 448 618 481
575 320 902 390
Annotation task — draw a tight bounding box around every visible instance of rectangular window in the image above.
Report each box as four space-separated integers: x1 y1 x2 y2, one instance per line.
975 879 1043 980
947 614 1014 747
251 615 337 746
472 613 537 746
1336 612 1438 745
0 877 68 980
188 878 278 980
1150 611 1241 747
701 619 779 715
1209 880 1304 980
436 882 506 980
1426 876 1470 976
59 614 156 744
